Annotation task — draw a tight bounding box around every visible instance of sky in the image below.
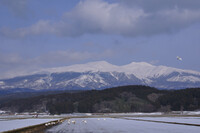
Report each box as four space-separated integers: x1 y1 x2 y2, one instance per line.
0 0 200 79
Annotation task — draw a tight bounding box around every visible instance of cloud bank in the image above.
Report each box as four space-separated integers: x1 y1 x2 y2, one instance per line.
0 50 114 79
1 0 200 38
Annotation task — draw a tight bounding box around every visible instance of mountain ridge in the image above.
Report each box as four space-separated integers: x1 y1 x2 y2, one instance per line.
0 61 200 91
37 61 200 78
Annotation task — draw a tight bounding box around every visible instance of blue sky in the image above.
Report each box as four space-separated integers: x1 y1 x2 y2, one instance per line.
0 0 200 79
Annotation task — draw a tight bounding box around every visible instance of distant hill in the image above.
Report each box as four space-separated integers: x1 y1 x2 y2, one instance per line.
0 85 199 114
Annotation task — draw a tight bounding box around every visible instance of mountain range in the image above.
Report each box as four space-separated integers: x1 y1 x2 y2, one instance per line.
0 61 200 91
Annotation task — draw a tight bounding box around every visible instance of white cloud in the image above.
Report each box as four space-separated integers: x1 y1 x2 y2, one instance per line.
0 53 22 65
1 0 200 38
0 50 115 79
32 51 93 67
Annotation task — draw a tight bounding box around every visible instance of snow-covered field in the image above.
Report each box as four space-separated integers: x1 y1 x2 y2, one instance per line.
0 118 58 132
126 117 200 125
1 112 200 133
46 117 200 133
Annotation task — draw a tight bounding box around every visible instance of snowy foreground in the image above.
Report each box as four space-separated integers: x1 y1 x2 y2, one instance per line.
46 117 200 133
0 118 58 132
0 112 200 133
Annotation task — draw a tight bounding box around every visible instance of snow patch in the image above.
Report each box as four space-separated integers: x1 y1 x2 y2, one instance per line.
35 79 45 84
0 118 59 132
167 76 200 83
0 110 6 114
0 81 5 85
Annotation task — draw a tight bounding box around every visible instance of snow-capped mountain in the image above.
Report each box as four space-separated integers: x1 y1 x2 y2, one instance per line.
0 61 200 91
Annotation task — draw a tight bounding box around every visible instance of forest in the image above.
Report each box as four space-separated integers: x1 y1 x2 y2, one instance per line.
0 85 200 114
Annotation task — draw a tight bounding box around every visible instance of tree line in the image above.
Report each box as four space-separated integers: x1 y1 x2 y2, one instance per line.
0 85 199 114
